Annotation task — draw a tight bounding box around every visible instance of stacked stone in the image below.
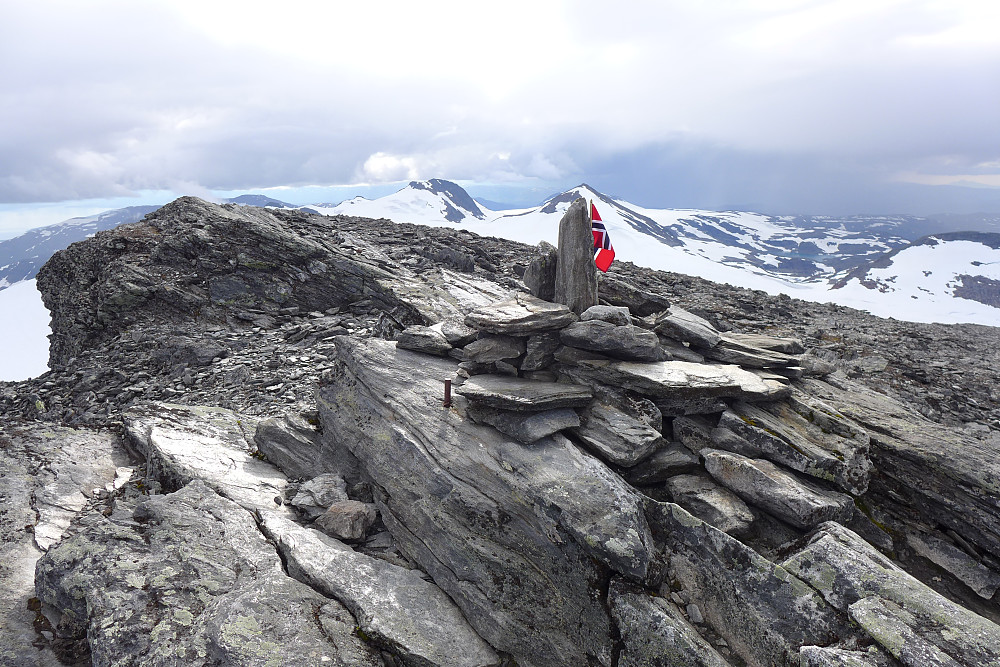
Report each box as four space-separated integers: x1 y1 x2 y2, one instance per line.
393 283 880 548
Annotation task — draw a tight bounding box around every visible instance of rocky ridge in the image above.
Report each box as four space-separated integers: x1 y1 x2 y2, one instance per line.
1 197 999 666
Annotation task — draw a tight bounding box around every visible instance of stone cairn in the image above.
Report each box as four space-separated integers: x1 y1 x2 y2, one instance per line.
396 198 864 539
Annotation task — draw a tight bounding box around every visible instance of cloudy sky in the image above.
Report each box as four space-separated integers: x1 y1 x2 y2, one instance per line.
2 0 999 236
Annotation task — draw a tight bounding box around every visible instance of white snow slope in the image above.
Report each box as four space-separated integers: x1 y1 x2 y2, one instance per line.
318 181 1000 327
0 280 50 381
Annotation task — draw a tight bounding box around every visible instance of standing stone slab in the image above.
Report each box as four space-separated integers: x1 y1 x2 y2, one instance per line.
261 512 500 667
464 293 578 335
523 241 558 301
702 449 854 530
609 578 730 667
554 198 598 314
318 337 656 667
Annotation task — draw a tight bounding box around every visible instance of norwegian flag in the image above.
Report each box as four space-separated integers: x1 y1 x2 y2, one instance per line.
591 202 615 272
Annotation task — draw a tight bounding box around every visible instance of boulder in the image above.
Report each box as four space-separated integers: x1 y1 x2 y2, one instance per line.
521 331 561 371
124 402 293 517
318 337 656 666
702 449 854 530
35 481 379 667
609 578 730 667
252 413 324 481
290 473 349 518
667 474 755 535
464 293 578 335
571 401 665 466
440 318 479 347
523 240 557 301
653 307 722 349
455 374 593 411
782 522 1000 666
467 404 580 444
719 396 871 495
581 305 632 326
396 325 453 356
554 198 598 314
559 320 663 362
314 500 378 542
462 334 526 364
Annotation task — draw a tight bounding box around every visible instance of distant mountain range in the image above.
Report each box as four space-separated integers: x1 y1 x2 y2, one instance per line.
2 181 999 325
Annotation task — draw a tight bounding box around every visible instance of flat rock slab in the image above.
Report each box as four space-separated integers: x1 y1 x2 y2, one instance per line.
397 325 453 356
0 425 129 666
35 481 378 667
456 374 593 411
799 645 895 666
261 511 500 667
467 404 580 444
559 320 662 362
609 578 730 667
782 522 1000 666
653 306 721 349
464 293 578 335
125 402 293 517
702 336 801 369
568 359 774 401
724 333 805 355
702 449 854 530
463 334 526 364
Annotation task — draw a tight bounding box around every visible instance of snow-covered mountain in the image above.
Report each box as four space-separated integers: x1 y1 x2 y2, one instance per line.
0 206 160 291
829 232 1000 322
314 178 488 224
315 180 999 325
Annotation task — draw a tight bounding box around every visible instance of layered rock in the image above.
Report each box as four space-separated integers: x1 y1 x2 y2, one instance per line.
318 337 655 666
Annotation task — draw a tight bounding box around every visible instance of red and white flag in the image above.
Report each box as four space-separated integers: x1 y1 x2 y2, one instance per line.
591 202 615 272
